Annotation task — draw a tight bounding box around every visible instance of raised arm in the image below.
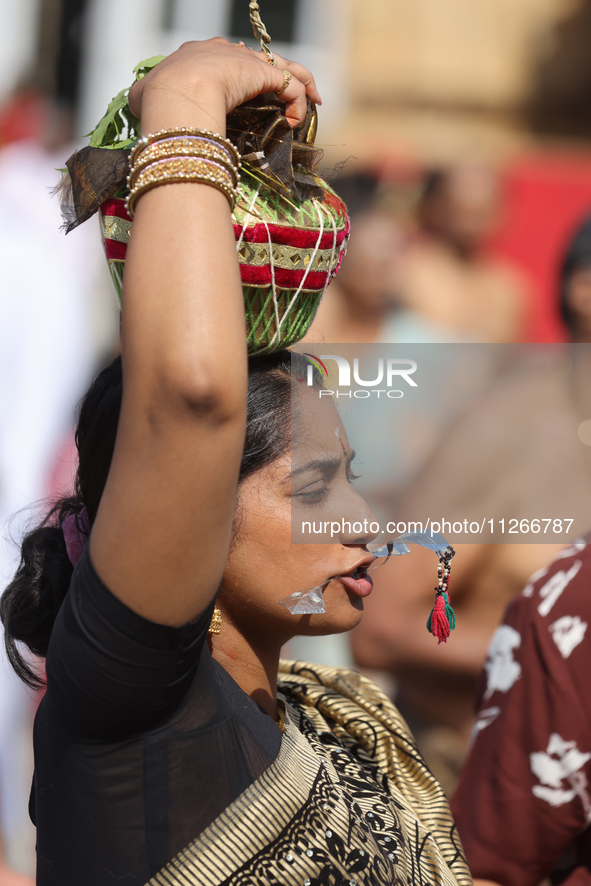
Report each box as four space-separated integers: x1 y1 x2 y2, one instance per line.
90 39 320 626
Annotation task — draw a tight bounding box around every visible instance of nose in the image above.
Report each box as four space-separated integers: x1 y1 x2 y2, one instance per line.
337 486 380 546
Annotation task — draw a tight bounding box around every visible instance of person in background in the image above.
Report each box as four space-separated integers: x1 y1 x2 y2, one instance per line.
447 214 591 883
303 172 452 346
0 662 36 886
350 210 591 796
351 538 567 796
297 171 459 670
559 214 591 343
396 164 529 342
451 536 591 886
0 87 116 880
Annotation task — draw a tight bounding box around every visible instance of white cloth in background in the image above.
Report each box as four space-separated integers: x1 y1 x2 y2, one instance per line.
0 138 112 873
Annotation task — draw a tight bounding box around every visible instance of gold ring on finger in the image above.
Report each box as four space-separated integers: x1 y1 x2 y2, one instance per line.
276 69 292 95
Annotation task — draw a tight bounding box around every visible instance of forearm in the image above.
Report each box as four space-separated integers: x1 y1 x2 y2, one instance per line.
122 83 246 410
90 72 247 622
92 94 247 623
89 41 317 626
122 181 246 413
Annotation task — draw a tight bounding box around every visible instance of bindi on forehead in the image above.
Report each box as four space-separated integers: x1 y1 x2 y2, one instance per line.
335 428 347 455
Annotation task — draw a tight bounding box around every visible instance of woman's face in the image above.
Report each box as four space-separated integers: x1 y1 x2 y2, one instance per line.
219 387 378 647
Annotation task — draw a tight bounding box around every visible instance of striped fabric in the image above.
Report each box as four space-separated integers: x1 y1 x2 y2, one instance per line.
148 662 472 886
97 168 350 355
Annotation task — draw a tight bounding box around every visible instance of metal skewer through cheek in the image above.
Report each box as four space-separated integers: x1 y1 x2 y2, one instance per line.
277 531 455 617
276 549 396 617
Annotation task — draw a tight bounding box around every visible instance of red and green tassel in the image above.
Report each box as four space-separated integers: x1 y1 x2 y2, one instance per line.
426 549 456 644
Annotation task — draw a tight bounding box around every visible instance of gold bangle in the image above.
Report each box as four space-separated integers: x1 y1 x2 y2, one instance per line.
131 128 239 164
131 137 240 176
134 156 235 188
128 174 236 217
128 141 240 189
131 157 235 199
127 156 237 217
131 136 240 179
130 128 240 169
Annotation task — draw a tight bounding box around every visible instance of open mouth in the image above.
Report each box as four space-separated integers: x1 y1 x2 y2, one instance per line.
278 560 374 614
349 565 369 579
337 565 373 597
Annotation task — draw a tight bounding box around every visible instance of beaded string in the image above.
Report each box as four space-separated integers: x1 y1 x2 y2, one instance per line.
426 548 456 644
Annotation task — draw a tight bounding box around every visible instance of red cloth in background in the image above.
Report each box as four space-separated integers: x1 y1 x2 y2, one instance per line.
0 90 48 147
488 152 591 343
451 537 591 885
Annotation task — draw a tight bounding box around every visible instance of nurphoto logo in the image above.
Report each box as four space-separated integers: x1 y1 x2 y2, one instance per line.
306 355 418 399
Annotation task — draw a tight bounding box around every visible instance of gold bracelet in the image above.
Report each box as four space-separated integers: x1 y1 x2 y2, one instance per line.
135 156 236 190
128 140 240 190
130 128 240 170
128 173 236 218
131 136 240 175
129 157 236 214
127 156 237 217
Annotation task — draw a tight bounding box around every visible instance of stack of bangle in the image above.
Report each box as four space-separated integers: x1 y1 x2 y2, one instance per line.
126 128 242 217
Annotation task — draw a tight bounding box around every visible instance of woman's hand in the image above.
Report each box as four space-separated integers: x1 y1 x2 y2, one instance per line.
129 37 321 134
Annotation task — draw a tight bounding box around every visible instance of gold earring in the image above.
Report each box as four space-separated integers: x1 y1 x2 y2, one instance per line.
208 606 222 634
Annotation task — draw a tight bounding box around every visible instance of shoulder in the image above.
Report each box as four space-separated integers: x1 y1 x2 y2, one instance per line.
45 549 214 739
479 538 591 703
504 536 591 634
467 537 591 752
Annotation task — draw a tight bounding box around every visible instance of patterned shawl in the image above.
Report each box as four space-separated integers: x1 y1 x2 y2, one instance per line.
149 661 473 886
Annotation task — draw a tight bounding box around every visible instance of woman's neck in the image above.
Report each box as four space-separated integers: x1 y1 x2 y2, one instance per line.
210 626 281 719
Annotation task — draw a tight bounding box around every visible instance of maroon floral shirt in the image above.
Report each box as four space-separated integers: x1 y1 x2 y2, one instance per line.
452 537 591 886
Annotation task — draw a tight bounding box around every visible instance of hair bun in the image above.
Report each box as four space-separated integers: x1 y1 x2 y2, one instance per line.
1 510 75 688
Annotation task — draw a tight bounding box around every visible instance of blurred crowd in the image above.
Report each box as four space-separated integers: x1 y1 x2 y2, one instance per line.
0 90 118 882
295 162 591 882
2 62 591 886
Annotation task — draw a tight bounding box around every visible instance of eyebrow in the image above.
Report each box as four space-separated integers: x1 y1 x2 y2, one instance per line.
290 449 356 479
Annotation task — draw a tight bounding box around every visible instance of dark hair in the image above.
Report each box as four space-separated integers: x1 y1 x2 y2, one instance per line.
0 350 322 688
559 213 591 333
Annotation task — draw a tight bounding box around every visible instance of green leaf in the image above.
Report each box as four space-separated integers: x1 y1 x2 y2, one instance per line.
85 87 131 147
133 55 166 80
84 54 166 148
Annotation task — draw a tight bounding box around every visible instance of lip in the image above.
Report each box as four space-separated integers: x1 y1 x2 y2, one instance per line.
337 570 373 597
